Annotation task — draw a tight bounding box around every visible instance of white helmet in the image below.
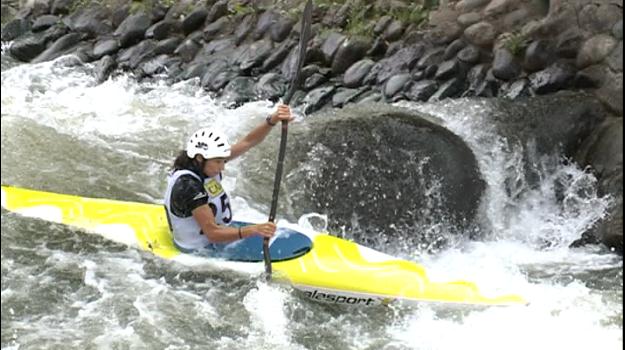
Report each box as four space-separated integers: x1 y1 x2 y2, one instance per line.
186 128 231 159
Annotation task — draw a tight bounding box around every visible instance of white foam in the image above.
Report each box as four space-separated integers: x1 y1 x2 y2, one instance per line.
15 205 63 223
93 224 140 247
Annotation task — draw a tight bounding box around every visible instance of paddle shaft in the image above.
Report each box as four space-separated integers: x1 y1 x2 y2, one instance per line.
264 0 313 279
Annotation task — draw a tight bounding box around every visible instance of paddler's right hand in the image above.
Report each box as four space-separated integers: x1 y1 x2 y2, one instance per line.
248 222 276 239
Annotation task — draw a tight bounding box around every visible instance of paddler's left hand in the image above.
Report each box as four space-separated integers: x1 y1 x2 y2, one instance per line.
246 222 276 239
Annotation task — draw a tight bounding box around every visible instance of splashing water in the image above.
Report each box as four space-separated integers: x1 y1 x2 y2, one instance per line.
2 55 622 350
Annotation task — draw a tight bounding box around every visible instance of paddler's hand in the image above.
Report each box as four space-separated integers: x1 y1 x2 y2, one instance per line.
267 104 294 126
249 222 277 238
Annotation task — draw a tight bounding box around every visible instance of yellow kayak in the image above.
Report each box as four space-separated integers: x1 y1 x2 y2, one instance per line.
1 185 526 307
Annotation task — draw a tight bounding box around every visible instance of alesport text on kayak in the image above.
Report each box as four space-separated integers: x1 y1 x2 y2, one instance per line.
302 289 382 306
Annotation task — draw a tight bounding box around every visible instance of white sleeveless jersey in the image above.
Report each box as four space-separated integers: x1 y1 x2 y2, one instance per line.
164 169 232 250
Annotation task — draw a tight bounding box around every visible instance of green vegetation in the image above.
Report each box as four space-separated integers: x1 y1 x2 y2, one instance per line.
502 31 529 56
66 0 187 15
49 0 439 38
389 5 429 28
229 2 256 17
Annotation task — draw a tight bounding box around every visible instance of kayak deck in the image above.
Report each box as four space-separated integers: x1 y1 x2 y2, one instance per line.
1 185 527 306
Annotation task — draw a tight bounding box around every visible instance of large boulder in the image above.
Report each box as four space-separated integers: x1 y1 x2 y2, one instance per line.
574 117 623 254
269 104 487 247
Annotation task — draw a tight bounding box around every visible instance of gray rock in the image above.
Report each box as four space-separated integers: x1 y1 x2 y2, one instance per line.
199 59 229 88
374 15 393 35
384 73 412 98
234 14 256 45
207 0 229 23
427 22 463 46
51 0 72 15
484 0 515 17
457 45 480 64
65 4 111 37
455 0 491 12
406 80 439 101
1 17 30 41
9 32 48 61
174 38 201 63
575 117 623 254
32 15 60 32
154 37 183 55
529 61 576 95
321 32 347 64
253 10 277 40
417 48 445 69
366 37 388 58
375 44 426 84
356 91 382 104
114 12 151 48
429 77 465 101
464 21 497 48
383 20 405 42
457 12 481 28
524 40 555 73
200 37 236 57
501 78 532 100
503 7 531 29
93 38 120 59
412 69 426 81
556 28 584 59
137 54 179 77
424 64 439 79
303 85 336 114
465 63 490 93
255 72 288 101
208 69 238 91
575 65 607 89
222 77 257 107
492 48 521 81
203 17 231 41
287 105 486 240
473 68 501 97
444 39 466 60
304 73 328 90
613 20 623 40
491 91 607 162
32 32 81 63
331 36 371 75
121 39 157 70
344 59 375 88
261 39 293 72
596 72 623 114
147 20 180 41
95 55 117 83
270 16 294 43
182 7 208 35
238 39 274 72
332 88 368 108
435 60 459 81
577 34 618 69
606 41 623 72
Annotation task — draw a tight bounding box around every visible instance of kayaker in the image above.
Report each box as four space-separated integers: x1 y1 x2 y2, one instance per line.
164 104 294 252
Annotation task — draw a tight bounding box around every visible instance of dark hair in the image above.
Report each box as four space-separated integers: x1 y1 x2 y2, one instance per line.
172 150 196 171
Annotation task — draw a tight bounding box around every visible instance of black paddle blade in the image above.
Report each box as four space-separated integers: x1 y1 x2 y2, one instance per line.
282 0 313 105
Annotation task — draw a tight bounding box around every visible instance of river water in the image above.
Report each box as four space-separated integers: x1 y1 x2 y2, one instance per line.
1 52 622 350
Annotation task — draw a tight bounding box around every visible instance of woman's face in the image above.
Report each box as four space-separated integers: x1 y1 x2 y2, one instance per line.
202 158 226 177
